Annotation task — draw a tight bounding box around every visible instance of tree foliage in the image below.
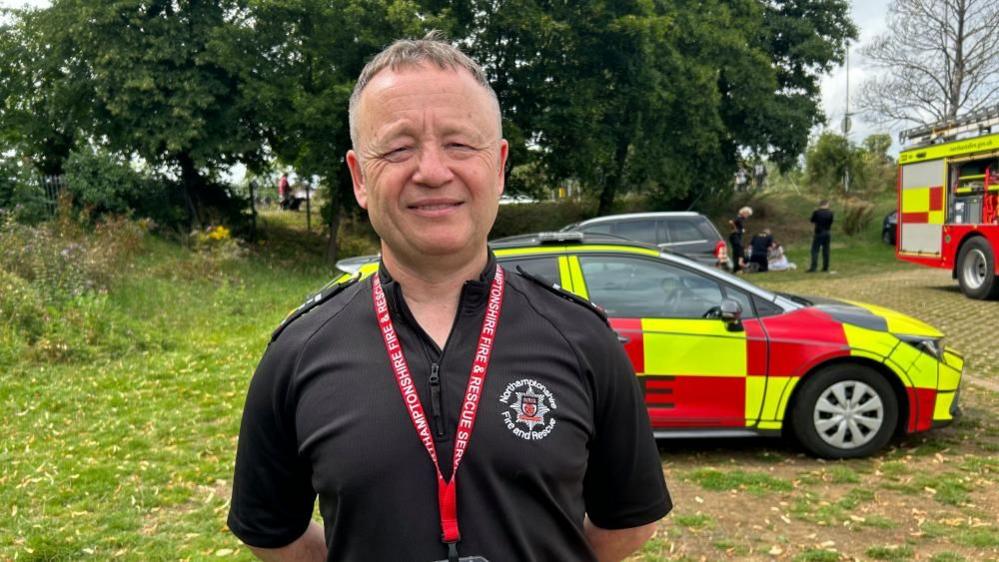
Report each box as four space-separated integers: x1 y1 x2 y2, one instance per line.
2 0 856 243
2 0 263 227
858 0 999 125
0 6 92 176
805 131 896 194
224 0 442 262
458 0 854 214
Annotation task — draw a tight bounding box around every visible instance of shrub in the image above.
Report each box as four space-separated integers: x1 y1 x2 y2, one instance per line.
491 200 591 239
841 199 875 236
63 147 141 215
0 210 145 305
0 268 46 344
62 146 189 229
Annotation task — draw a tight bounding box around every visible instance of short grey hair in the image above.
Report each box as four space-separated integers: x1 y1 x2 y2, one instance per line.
348 31 502 151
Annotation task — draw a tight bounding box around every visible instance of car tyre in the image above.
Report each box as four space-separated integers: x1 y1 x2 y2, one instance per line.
956 237 999 300
791 364 898 459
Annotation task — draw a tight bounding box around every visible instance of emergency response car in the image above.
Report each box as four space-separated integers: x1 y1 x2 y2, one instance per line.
329 233 964 459
897 103 999 298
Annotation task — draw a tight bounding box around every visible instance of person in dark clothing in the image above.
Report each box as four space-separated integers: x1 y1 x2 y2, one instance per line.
728 206 753 273
748 228 774 272
808 200 834 272
227 34 671 562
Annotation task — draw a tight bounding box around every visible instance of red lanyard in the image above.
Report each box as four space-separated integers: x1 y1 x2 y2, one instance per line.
371 266 505 551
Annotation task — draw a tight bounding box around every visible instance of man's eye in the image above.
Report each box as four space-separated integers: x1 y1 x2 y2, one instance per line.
382 147 412 161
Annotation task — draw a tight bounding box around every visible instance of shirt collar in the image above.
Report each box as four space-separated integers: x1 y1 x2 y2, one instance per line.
377 251 498 316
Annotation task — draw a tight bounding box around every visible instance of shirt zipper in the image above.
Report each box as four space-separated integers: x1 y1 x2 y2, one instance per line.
428 362 445 438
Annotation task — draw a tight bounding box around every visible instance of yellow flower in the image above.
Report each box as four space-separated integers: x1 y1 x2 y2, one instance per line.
208 226 231 241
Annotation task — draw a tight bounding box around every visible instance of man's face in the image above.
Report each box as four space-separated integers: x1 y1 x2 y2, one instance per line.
346 64 508 266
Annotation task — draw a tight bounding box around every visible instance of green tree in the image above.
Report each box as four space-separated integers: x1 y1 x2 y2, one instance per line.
2 0 264 227
805 132 895 193
226 0 445 262
0 6 92 176
457 0 855 214
805 131 855 192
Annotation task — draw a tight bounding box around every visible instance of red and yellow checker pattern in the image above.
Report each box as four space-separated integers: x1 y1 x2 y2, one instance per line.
609 301 960 435
901 184 946 225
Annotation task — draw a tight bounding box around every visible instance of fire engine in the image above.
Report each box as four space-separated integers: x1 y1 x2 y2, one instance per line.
897 103 999 299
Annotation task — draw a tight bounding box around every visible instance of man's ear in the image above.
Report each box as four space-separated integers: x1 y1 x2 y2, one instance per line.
346 150 367 209
496 139 509 197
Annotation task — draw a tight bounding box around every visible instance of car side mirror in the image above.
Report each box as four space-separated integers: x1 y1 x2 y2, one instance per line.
720 298 743 332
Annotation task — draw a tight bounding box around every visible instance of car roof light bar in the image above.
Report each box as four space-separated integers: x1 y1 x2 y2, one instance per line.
537 231 585 243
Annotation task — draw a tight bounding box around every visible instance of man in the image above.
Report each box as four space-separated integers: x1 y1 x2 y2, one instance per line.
747 228 774 273
227 34 671 562
727 206 752 273
808 200 834 272
278 173 290 209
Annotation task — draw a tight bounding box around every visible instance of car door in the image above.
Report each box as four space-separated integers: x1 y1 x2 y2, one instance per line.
571 253 767 429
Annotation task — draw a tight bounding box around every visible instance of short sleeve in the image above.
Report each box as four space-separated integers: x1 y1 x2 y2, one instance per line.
227 338 317 548
581 328 672 529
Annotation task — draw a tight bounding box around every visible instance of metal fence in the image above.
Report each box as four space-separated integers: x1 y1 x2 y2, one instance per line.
40 174 67 215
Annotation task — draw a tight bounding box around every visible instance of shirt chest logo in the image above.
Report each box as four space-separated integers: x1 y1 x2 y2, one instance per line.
499 378 557 440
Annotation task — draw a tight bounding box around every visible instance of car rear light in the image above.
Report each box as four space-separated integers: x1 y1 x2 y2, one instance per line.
714 241 727 259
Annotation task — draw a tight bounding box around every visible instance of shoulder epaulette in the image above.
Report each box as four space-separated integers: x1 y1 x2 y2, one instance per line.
514 266 609 327
270 274 361 343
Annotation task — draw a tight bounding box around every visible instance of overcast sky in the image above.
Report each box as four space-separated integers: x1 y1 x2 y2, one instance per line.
2 0 897 153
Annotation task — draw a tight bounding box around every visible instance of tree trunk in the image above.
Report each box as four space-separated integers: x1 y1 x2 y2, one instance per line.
178 153 205 229
597 139 631 216
325 169 353 267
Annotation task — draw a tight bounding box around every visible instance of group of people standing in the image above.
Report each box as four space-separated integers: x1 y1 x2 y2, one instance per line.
727 200 834 274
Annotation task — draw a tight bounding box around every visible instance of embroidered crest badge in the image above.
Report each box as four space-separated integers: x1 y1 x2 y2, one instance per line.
499 378 557 440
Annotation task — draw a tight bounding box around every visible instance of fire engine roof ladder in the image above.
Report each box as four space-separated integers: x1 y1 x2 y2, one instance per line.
900 103 999 145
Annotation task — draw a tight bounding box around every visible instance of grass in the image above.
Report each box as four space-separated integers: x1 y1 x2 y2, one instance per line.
686 468 793 495
2 212 332 559
866 545 915 560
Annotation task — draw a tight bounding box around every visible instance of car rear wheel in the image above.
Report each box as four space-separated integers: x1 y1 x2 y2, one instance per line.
956 237 999 300
791 364 898 459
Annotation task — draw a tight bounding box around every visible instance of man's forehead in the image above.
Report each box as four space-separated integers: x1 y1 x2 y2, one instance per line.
356 64 498 139
362 62 482 98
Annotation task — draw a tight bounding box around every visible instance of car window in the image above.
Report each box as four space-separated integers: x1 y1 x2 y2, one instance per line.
693 217 723 240
580 223 613 235
611 220 658 244
578 255 725 318
722 286 755 319
501 257 560 285
665 219 707 244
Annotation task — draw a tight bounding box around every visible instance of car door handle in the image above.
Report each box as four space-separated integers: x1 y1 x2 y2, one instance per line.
617 334 630 344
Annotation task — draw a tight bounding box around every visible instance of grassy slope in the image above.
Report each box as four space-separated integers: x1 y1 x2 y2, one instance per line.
2 212 333 560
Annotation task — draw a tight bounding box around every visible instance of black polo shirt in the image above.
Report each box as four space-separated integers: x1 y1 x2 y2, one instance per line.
811 208 834 235
228 257 671 561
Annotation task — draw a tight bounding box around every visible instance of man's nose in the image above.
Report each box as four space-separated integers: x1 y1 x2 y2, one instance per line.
412 145 454 187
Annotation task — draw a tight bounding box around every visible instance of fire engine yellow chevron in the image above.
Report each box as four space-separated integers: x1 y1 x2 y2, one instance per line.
641 319 747 376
